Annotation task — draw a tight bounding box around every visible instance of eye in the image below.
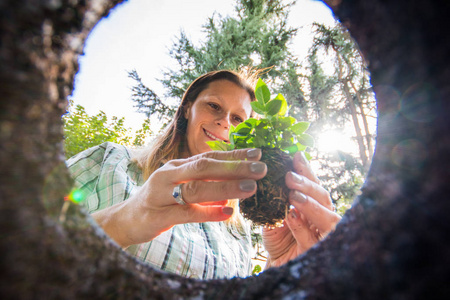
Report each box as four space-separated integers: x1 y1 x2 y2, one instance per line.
233 115 244 124
208 102 220 111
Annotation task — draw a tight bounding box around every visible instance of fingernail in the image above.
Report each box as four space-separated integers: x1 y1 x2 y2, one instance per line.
222 206 234 215
289 172 304 184
292 191 307 204
247 148 261 158
297 151 307 164
290 207 299 219
239 180 256 192
250 162 266 173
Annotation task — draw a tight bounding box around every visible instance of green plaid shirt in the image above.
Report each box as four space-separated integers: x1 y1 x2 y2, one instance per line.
66 142 253 279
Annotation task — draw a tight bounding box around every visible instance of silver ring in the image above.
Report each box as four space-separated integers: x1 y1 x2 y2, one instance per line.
172 184 187 205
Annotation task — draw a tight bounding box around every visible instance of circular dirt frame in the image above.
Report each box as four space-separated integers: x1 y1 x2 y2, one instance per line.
1 0 449 298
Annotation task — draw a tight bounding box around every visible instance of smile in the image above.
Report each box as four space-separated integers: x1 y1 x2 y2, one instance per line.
203 129 228 142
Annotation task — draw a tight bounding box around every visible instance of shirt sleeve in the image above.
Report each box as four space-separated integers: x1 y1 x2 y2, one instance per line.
66 142 138 213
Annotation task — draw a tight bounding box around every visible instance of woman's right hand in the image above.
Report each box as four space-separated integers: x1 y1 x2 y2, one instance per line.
92 148 267 248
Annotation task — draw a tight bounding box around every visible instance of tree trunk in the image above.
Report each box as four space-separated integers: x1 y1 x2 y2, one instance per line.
1 0 450 299
336 52 369 170
349 79 374 160
343 79 369 170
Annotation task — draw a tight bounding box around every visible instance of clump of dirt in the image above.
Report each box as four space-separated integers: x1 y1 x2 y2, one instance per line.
240 147 293 227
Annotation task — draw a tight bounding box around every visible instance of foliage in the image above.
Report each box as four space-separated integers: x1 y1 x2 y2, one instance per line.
303 23 377 209
307 22 376 171
63 101 152 158
207 79 313 156
312 150 364 215
129 0 306 130
128 70 177 126
161 0 299 97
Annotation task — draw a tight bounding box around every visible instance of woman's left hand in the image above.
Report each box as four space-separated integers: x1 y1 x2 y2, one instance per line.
262 151 342 268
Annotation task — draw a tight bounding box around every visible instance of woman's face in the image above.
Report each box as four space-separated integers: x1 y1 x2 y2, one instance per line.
184 79 252 156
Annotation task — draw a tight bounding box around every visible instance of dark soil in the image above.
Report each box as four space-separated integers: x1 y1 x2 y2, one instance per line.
240 147 294 227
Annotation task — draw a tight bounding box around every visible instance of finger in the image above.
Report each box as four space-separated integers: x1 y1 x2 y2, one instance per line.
168 158 267 183
174 204 234 224
289 190 341 234
293 152 320 184
180 179 257 205
285 171 333 210
169 148 262 167
261 224 296 259
198 200 228 206
284 207 317 251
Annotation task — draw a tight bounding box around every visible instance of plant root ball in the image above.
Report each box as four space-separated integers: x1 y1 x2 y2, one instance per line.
240 147 294 227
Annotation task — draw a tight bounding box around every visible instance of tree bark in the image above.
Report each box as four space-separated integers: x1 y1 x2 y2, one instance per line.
1 0 450 299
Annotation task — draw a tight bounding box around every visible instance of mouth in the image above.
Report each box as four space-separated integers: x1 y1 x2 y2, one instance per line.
203 128 229 143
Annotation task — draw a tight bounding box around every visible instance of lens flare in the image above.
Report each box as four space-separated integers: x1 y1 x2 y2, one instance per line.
64 189 85 204
399 83 438 123
391 139 427 171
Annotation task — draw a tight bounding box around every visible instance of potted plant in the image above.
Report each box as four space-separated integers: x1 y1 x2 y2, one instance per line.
208 79 313 227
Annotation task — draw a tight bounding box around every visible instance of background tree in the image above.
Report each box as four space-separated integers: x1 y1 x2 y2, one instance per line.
308 23 376 171
128 69 176 128
131 0 304 129
63 101 152 158
300 23 376 211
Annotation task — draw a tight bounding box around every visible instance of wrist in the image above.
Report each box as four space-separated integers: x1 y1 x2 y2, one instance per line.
264 257 272 270
92 198 150 249
92 201 130 249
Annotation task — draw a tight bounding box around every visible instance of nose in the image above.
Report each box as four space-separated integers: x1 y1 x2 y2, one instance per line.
216 113 231 129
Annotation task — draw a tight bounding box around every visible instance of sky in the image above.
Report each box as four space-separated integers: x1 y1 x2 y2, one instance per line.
71 0 337 133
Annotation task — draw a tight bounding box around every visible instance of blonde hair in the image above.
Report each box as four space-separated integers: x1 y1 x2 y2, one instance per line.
133 69 260 228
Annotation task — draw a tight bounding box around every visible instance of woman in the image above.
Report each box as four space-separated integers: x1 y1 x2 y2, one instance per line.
67 70 341 279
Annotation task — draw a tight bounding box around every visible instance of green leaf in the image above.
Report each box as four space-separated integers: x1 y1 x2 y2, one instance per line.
244 118 257 128
297 133 315 147
257 128 270 139
231 132 248 139
304 151 312 161
282 131 293 141
229 134 235 148
206 141 231 151
255 78 271 104
265 99 283 116
228 124 236 141
234 122 252 135
289 122 310 135
256 119 269 129
252 264 262 275
286 144 298 155
273 93 288 115
235 140 248 149
236 127 251 135
295 143 307 151
280 140 294 150
251 101 266 115
276 116 295 130
253 135 265 148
